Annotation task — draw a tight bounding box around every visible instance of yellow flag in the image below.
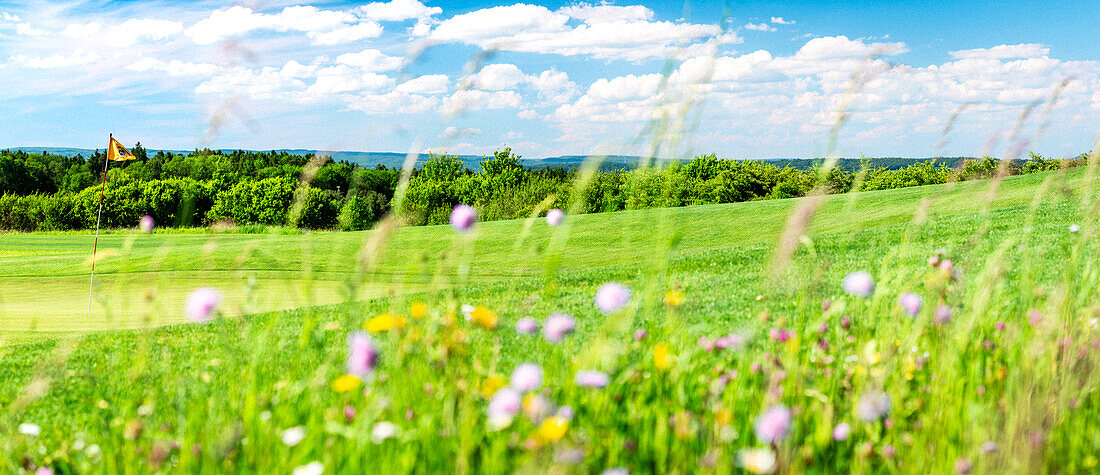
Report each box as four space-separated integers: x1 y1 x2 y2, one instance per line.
107 138 137 161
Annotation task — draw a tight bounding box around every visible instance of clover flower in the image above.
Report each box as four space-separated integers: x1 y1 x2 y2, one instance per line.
543 313 576 343
347 331 378 377
754 405 791 444
450 204 477 232
546 208 565 226
487 388 521 430
515 317 539 335
595 282 632 314
842 271 875 297
833 422 851 441
575 370 610 388
511 363 542 393
898 293 922 317
139 215 155 233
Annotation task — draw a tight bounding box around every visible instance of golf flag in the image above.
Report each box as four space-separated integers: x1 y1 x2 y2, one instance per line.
107 138 136 161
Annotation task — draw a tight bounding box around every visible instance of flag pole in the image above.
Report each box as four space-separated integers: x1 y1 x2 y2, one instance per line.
88 134 112 318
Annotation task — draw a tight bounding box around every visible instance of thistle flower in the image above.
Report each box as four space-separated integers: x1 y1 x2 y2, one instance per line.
185 288 222 323
546 208 565 226
511 363 542 392
595 282 632 314
575 370 609 388
543 313 576 343
768 328 792 343
487 388 521 430
347 332 378 378
281 426 306 447
450 204 477 232
754 405 791 444
715 333 745 350
842 271 875 297
856 391 891 422
934 305 952 324
832 422 851 441
738 448 777 474
370 421 399 444
515 317 539 335
898 293 922 317
139 215 155 233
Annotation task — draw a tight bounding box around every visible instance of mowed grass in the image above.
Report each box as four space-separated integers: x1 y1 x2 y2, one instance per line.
0 166 1097 473
0 167 1083 334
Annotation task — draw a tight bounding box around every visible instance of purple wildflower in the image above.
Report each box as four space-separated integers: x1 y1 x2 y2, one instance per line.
546 208 565 227
347 331 379 377
898 293 922 317
595 282 632 314
832 422 851 441
139 215 155 233
185 287 222 323
510 363 542 392
575 370 610 388
934 305 952 324
856 391 891 422
487 388 521 429
515 317 539 335
543 313 576 343
633 329 648 341
754 404 792 444
450 204 477 232
842 271 875 298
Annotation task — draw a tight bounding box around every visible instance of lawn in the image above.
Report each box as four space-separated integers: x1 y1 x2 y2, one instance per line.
0 166 1096 473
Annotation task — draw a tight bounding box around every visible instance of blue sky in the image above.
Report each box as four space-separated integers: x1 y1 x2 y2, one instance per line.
0 0 1097 159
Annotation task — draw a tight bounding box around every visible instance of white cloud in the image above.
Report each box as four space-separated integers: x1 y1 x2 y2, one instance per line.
104 18 183 47
305 65 393 97
441 126 481 139
15 22 45 36
11 50 100 68
355 0 442 22
558 3 654 23
770 17 794 25
462 63 577 105
185 5 356 45
467 63 528 90
348 91 439 114
308 22 383 45
126 57 218 77
744 23 776 32
61 22 102 38
429 4 719 60
443 89 522 114
336 49 404 71
949 43 1050 60
396 74 450 94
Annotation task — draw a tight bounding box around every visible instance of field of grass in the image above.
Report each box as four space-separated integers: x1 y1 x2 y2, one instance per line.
0 166 1097 472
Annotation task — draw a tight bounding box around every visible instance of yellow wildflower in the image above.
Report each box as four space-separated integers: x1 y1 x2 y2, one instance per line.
410 302 428 319
471 306 498 329
716 408 732 426
332 374 362 393
481 376 506 398
654 343 673 370
364 313 407 333
664 289 685 307
538 416 568 442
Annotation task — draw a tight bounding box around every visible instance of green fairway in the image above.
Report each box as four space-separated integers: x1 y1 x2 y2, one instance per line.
0 166 1097 473
0 167 1084 336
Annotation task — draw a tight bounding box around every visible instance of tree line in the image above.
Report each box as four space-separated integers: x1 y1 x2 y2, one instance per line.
0 146 1088 232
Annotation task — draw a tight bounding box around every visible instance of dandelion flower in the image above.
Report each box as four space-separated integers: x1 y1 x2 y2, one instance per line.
538 416 569 442
515 317 539 335
546 208 565 226
470 306 498 328
856 391 891 422
663 289 685 307
481 375 507 398
898 293 922 317
595 282 632 314
754 405 791 444
842 271 875 298
575 370 610 388
346 332 378 377
370 421 399 444
139 215 155 233
653 343 672 370
185 288 222 323
511 363 543 392
281 426 306 447
738 448 777 474
364 313 406 333
543 313 575 342
332 374 362 393
450 204 477 232
409 302 427 319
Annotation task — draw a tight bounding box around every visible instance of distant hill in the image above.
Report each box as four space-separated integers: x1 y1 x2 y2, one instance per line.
4 147 972 171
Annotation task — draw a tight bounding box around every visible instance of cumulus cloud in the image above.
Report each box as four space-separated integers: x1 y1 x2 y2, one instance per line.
126 57 219 77
396 74 450 94
462 63 578 105
10 50 100 68
336 49 404 71
744 23 776 32
185 5 356 45
949 43 1050 60
429 4 720 61
443 89 522 114
356 0 442 22
557 3 654 23
770 17 794 25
